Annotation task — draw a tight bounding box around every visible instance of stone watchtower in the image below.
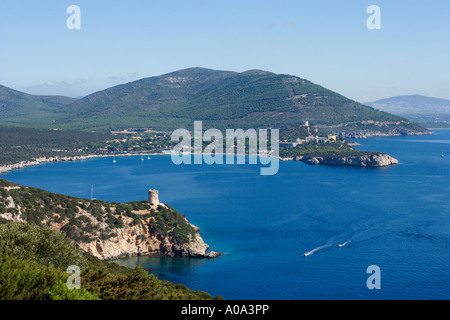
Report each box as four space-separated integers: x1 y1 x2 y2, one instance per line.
148 189 160 206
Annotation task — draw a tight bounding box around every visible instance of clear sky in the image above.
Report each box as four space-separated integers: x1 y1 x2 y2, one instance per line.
0 0 449 102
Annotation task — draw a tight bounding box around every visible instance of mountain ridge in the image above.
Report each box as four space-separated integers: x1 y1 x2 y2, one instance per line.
365 94 450 115
0 68 431 136
365 94 450 129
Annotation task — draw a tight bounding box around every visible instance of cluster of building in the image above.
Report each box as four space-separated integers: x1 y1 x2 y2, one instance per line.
110 128 154 134
279 121 337 148
279 134 337 148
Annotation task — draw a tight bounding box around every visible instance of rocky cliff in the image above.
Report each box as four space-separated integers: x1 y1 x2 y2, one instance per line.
76 216 219 260
0 180 220 260
296 153 398 167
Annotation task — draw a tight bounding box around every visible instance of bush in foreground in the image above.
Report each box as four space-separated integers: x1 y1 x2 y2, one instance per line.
0 220 218 300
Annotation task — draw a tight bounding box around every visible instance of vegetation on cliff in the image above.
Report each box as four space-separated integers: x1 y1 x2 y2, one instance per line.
0 220 219 300
0 179 197 247
279 139 380 159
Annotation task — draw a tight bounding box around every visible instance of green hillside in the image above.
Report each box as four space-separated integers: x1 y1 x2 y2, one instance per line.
0 220 217 300
34 95 77 109
0 68 430 135
57 67 413 132
0 86 77 128
0 125 113 166
0 179 198 248
0 179 222 300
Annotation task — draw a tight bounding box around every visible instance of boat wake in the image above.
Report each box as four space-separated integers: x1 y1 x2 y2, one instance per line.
303 242 332 257
338 240 351 248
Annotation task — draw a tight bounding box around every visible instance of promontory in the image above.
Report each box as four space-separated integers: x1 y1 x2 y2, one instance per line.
0 179 220 260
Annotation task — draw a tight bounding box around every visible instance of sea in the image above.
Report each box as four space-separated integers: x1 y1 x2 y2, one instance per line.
1 129 449 300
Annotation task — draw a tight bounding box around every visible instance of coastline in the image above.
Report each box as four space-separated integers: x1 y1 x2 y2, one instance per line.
4 128 431 174
0 175 222 260
0 150 398 174
0 152 169 175
3 128 433 173
0 151 276 175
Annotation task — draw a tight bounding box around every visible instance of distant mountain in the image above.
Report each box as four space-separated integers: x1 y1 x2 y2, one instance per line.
55 67 429 136
0 85 49 114
0 85 76 127
35 95 78 109
0 68 431 136
366 94 450 129
366 95 450 115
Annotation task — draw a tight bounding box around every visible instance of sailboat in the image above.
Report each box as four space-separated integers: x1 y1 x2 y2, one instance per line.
141 156 144 162
113 155 116 163
442 151 445 158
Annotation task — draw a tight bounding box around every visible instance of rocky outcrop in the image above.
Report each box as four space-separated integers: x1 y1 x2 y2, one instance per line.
76 218 220 260
0 193 25 223
296 153 398 167
338 130 432 139
0 183 221 261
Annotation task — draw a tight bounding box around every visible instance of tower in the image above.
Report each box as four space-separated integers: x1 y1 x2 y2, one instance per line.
148 189 159 206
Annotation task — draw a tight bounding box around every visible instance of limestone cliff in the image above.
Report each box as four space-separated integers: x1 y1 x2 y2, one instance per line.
0 181 220 261
295 153 398 167
76 216 219 260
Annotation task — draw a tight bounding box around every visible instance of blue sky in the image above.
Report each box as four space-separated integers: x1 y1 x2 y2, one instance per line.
0 0 449 102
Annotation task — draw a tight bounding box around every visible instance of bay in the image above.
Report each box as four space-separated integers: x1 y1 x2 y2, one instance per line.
2 130 449 299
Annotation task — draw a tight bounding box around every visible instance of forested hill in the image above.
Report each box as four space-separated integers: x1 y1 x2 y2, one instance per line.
0 68 431 136
0 85 77 128
56 67 423 133
0 126 113 166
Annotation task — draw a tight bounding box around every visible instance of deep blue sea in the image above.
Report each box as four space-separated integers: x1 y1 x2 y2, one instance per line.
2 130 449 300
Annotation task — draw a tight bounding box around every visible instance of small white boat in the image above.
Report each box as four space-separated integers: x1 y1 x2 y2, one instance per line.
113 156 116 163
338 240 351 248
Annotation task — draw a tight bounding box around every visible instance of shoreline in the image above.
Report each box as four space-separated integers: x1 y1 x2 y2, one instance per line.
0 151 280 175
2 128 437 174
0 149 399 174
0 152 169 175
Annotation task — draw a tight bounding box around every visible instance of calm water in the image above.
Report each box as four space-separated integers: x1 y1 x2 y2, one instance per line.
2 130 449 299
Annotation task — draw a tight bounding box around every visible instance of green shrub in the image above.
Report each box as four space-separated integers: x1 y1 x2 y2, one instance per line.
0 254 65 300
0 222 88 270
43 280 99 300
